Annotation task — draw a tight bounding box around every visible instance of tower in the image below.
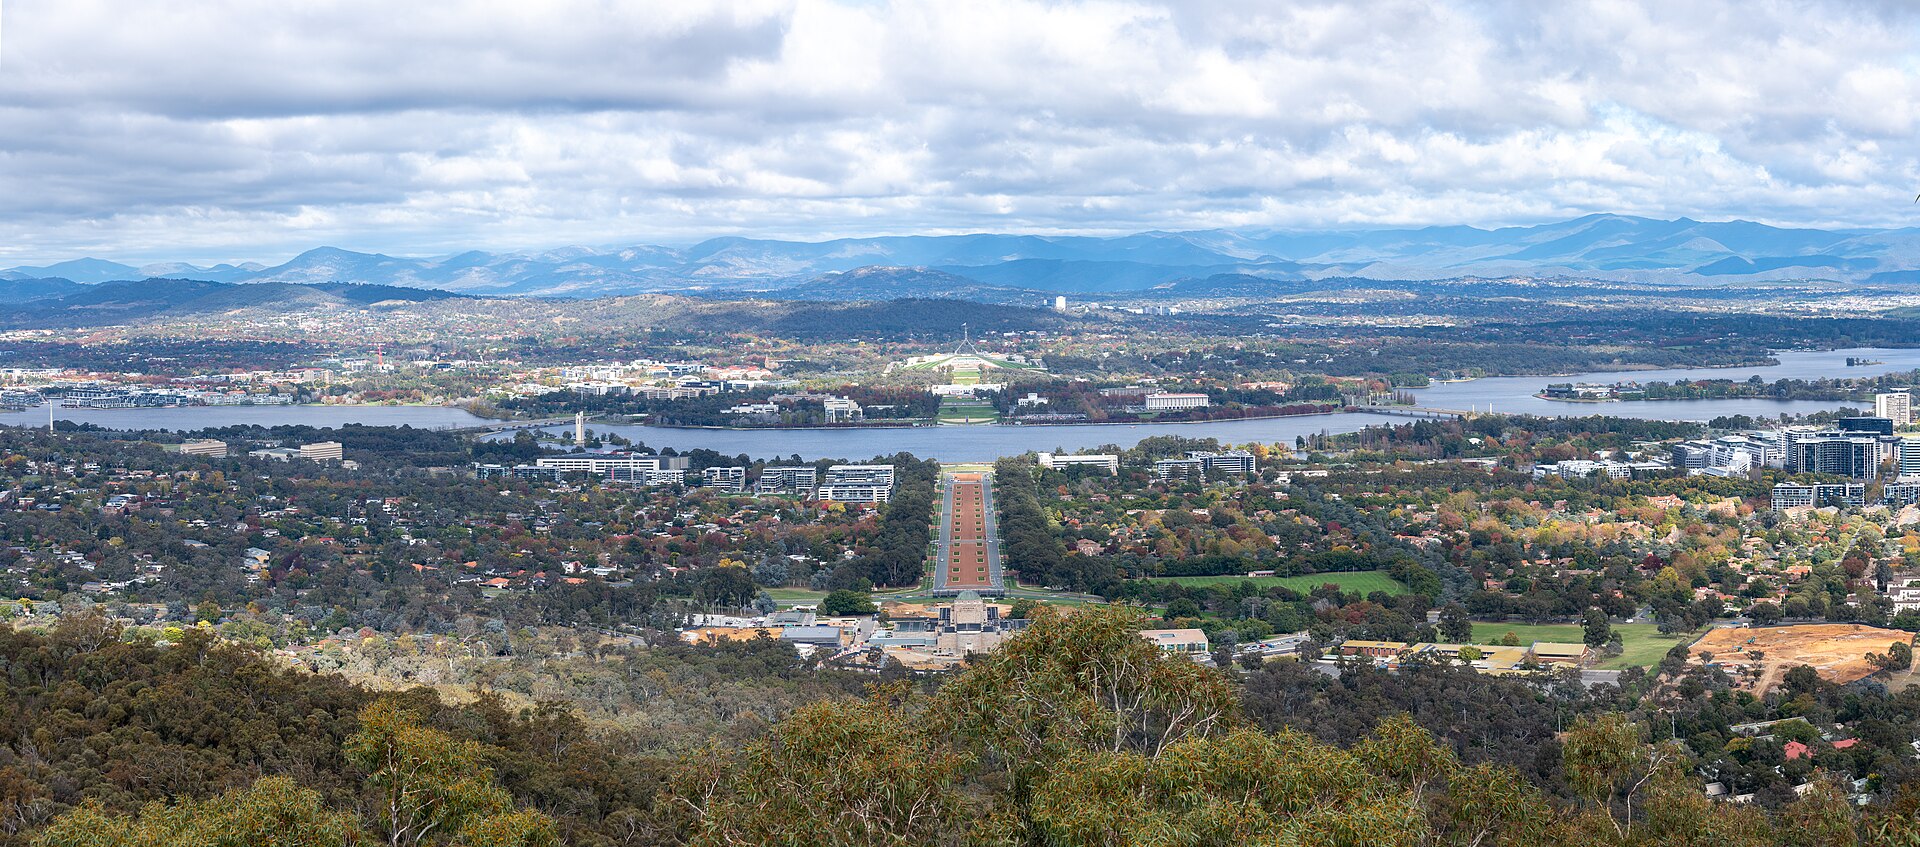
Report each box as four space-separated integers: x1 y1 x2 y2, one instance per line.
574 411 586 447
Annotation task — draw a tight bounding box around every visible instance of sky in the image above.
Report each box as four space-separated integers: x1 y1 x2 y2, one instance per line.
2 0 1919 266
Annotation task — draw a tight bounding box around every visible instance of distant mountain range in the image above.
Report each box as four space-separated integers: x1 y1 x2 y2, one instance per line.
12 215 1920 301
0 279 466 329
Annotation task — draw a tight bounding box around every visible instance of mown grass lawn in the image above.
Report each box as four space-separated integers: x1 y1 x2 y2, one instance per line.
1146 571 1409 596
1468 621 1689 669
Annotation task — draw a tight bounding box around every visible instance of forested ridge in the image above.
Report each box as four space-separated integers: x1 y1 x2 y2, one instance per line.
8 606 1920 845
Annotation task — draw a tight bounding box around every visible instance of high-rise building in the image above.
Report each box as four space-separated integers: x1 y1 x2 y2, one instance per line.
1877 392 1914 427
1902 439 1920 478
1052 295 1068 312
1789 431 1886 478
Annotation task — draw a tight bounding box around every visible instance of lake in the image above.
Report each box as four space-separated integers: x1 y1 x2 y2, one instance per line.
0 404 493 431
1405 346 1920 420
3 346 1915 462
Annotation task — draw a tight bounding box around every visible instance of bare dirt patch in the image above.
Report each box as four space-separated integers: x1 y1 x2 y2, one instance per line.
1691 624 1914 691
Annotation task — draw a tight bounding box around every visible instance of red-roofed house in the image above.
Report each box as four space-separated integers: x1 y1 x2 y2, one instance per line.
1784 741 1811 760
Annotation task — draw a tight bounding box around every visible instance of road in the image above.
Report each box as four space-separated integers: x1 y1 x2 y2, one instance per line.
933 471 1004 595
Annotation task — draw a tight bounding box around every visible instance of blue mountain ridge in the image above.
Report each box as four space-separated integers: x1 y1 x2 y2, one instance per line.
12 214 1920 299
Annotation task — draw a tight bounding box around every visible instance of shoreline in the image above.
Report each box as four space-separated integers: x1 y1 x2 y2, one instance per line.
580 407 1358 433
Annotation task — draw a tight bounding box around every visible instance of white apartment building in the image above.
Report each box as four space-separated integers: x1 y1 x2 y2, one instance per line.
702 466 748 492
1037 453 1119 474
535 452 690 476
608 467 687 487
1144 392 1210 411
1770 483 1866 510
1877 392 1913 427
757 466 818 495
816 464 897 502
1153 450 1257 481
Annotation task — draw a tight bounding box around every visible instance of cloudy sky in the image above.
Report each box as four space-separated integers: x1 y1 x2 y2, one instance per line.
2 0 1919 265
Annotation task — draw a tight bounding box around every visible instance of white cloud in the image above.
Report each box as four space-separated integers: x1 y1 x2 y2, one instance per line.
0 0 1918 264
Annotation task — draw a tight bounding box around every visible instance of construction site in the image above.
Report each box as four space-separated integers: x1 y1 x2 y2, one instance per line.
1691 624 1916 691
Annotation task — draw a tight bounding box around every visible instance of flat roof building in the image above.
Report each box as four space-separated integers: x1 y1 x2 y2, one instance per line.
1144 392 1210 411
1139 628 1211 661
300 441 344 462
179 439 229 458
1875 393 1912 427
1771 483 1867 510
535 451 689 476
1037 453 1119 474
757 465 818 495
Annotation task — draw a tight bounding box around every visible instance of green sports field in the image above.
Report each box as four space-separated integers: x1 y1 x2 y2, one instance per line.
1468 621 1688 669
936 397 1000 423
1147 571 1408 596
764 588 827 607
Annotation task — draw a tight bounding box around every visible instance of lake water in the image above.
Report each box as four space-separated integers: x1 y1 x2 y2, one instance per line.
0 404 493 431
1405 347 1920 421
564 413 1399 462
4 346 1915 462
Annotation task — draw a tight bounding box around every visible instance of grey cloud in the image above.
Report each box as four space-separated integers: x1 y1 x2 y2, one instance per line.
0 0 1919 265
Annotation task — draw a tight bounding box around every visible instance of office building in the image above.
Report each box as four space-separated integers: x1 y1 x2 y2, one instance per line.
1669 442 1713 470
1036 453 1119 474
1838 416 1895 436
1533 460 1634 480
1876 392 1913 427
1144 392 1210 411
1192 449 1257 476
178 439 229 458
535 452 689 476
820 396 863 423
756 465 818 495
1052 295 1068 312
1152 457 1206 481
1903 439 1920 478
299 441 344 462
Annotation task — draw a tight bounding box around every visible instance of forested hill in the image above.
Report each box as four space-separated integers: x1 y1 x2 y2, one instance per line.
10 606 1920 846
